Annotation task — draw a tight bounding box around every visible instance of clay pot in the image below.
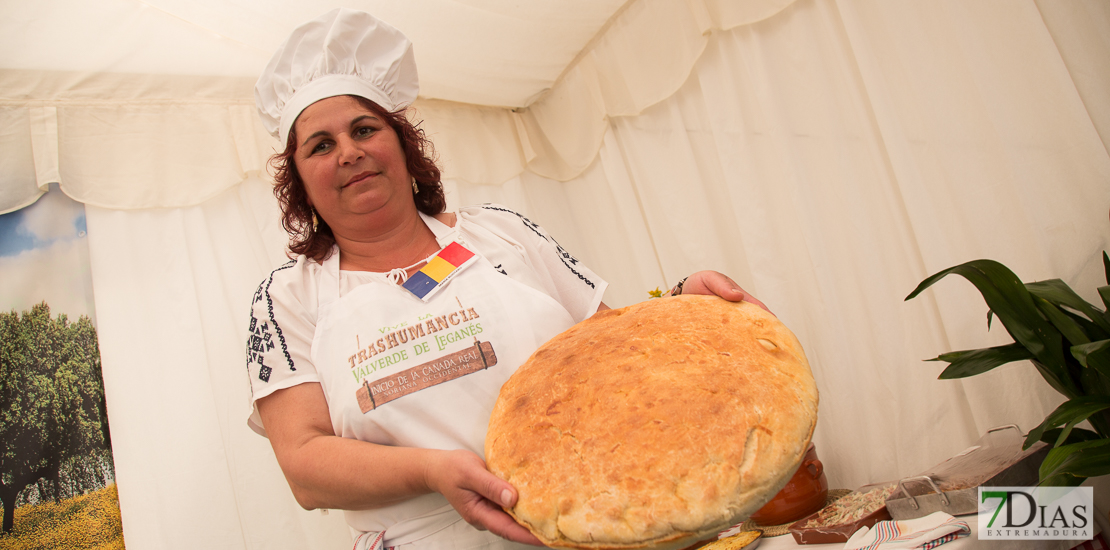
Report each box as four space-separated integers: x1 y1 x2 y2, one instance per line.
749 443 828 526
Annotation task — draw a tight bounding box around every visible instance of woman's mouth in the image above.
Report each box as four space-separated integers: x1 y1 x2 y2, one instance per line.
344 171 379 187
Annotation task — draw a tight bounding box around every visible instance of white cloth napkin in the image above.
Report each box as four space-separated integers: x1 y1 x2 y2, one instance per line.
843 511 971 550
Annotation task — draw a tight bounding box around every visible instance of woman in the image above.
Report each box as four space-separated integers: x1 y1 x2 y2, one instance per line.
246 9 767 549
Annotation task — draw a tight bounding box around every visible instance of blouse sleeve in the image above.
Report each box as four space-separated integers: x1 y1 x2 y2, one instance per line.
244 257 322 436
459 204 608 323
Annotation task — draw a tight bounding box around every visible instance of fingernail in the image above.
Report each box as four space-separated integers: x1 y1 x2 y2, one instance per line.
501 489 513 507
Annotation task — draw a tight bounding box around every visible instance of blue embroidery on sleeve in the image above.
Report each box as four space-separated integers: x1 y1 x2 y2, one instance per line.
247 260 297 382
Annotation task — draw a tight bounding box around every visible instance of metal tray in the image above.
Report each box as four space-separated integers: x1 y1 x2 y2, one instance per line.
885 425 1050 520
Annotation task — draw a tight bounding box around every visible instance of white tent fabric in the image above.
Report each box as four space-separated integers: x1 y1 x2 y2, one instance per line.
3 0 1110 548
0 0 795 213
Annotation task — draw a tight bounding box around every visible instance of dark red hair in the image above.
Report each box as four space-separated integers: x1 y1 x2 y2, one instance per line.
269 96 446 262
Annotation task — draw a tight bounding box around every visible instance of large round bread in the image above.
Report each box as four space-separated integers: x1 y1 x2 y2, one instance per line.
485 296 818 549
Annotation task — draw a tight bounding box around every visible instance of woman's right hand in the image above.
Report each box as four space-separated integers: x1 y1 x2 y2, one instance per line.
259 384 543 544
425 449 544 546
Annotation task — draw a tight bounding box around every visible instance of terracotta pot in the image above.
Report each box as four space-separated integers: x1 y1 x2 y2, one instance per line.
749 443 828 526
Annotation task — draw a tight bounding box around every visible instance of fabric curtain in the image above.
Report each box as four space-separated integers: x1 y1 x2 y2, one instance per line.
594 0 1110 488
84 176 353 548
464 0 1110 517
16 0 1110 547
0 0 803 214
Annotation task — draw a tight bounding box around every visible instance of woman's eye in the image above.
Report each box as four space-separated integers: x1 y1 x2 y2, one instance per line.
355 126 376 138
310 141 332 155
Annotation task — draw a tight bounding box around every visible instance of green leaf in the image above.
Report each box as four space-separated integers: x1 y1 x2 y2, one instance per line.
1079 366 1110 401
1022 397 1110 449
1100 286 1110 312
932 344 1033 379
1039 472 1089 487
1033 296 1090 345
1058 413 1107 448
1104 251 1110 286
1039 439 1097 475
906 260 1074 395
1026 279 1109 331
1075 344 1110 432
1059 308 1110 342
1032 360 1083 403
1030 427 1102 449
1039 439 1110 485
1072 340 1110 374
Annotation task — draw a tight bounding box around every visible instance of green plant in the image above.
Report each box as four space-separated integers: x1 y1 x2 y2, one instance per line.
905 253 1110 486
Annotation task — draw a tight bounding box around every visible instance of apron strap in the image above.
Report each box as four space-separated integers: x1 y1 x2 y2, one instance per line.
319 246 342 307
420 211 460 247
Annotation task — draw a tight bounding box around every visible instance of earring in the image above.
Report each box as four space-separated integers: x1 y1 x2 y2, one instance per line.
311 209 319 232
412 177 419 194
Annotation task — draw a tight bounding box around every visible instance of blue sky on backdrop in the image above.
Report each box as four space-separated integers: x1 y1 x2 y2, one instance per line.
0 184 97 322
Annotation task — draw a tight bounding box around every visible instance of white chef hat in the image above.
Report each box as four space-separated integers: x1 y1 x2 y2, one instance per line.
255 8 419 146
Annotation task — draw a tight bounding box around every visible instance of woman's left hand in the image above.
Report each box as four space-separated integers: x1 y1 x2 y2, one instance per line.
676 271 771 314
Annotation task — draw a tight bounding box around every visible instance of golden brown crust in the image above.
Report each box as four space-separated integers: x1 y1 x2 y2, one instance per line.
485 296 819 549
699 530 762 550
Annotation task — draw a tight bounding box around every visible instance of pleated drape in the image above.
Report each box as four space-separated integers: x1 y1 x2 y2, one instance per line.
85 177 353 548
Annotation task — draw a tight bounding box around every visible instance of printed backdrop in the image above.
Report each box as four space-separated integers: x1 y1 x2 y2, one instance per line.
0 184 125 548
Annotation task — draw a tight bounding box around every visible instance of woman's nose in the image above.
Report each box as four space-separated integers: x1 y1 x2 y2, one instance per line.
337 136 364 165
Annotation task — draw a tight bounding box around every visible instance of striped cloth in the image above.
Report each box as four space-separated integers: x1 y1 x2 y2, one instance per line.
844 511 970 550
1069 532 1108 550
352 531 388 550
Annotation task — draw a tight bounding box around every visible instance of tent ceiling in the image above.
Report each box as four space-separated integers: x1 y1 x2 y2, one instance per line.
0 0 630 108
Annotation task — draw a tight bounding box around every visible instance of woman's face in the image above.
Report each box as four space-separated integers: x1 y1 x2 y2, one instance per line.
292 95 410 229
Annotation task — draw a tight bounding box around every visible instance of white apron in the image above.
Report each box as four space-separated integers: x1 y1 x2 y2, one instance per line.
311 213 577 549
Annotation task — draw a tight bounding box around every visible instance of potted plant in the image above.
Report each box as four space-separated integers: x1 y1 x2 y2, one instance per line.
905 254 1110 486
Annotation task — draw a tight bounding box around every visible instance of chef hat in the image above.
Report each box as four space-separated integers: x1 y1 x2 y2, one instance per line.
255 8 419 145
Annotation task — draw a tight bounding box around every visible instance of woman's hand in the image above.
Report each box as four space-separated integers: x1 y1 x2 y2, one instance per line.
259 384 542 544
425 450 544 545
675 270 771 313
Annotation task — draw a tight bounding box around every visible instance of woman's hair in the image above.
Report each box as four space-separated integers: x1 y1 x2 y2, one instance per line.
269 95 446 262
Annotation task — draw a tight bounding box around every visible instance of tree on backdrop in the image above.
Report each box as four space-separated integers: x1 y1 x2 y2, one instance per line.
0 302 112 534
